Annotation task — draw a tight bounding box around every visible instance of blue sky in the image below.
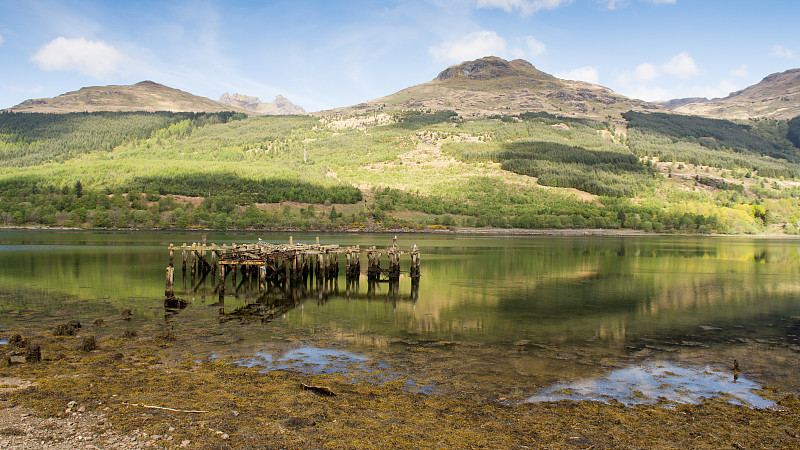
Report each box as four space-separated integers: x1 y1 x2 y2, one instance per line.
1 0 798 112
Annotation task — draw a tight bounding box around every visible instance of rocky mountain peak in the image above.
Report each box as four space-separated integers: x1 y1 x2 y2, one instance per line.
436 56 551 82
218 92 305 115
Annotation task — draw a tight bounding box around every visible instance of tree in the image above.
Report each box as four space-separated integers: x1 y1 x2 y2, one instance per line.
75 180 83 198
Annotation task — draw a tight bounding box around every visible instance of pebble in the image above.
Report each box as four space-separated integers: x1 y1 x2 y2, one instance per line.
180 440 191 447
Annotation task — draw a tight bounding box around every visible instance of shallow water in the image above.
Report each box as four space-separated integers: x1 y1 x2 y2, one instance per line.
1 230 799 405
526 360 775 408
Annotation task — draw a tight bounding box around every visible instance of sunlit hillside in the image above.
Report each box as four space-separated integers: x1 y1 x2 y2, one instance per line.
1 106 799 235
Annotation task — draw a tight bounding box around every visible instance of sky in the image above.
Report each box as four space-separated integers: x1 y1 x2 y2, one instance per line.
1 0 798 112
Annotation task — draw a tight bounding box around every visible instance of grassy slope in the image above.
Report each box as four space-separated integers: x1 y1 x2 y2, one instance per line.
0 110 799 234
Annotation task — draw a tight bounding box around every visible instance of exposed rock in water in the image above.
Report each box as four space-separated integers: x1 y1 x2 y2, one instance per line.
9 334 27 348
25 343 41 363
79 336 97 352
54 323 77 336
219 92 306 115
164 296 189 309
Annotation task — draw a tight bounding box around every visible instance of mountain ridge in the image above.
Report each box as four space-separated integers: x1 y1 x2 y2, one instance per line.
218 92 306 115
325 56 661 118
667 69 800 120
7 81 252 114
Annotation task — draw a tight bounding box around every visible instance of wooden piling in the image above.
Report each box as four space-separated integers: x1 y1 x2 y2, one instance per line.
410 244 421 278
168 238 419 289
182 246 187 272
259 265 266 293
218 264 225 300
165 266 174 297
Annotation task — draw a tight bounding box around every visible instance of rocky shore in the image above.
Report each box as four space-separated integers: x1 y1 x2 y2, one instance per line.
1 315 799 449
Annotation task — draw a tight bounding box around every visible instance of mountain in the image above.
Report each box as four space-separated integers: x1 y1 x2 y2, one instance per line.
9 81 251 114
219 93 306 115
668 69 800 120
654 97 708 109
328 56 660 118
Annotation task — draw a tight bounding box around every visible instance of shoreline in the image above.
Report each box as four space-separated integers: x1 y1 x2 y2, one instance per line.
1 225 798 239
1 319 799 449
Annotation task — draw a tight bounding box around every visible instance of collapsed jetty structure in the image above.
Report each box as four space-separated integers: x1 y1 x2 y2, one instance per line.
164 236 420 301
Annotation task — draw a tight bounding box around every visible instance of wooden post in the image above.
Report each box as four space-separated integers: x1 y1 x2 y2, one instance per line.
182 246 187 272
289 236 293 245
347 250 360 279
165 267 174 297
259 265 266 293
410 244 421 278
316 236 320 245
333 253 339 276
218 264 225 300
169 247 174 268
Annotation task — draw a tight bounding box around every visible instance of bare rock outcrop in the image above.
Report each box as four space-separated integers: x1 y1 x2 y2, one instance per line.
219 92 306 115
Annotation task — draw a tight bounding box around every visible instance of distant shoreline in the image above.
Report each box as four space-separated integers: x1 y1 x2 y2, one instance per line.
1 225 798 239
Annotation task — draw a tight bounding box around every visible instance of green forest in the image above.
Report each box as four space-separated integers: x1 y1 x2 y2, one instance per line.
1 108 799 235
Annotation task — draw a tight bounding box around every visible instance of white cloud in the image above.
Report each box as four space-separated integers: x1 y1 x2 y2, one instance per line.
597 0 673 10
661 51 699 79
476 0 573 15
596 0 627 10
31 37 125 78
634 63 660 81
0 33 4 46
556 66 600 84
430 31 547 63
429 31 508 62
730 65 749 78
523 36 546 58
770 44 795 59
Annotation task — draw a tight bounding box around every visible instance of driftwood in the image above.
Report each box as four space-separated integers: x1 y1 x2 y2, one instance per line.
122 402 208 413
301 383 336 396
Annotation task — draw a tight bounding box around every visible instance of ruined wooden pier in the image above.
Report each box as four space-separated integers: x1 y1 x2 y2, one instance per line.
165 235 420 299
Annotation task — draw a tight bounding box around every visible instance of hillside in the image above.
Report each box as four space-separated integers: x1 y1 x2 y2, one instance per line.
1 56 800 236
8 81 251 114
327 56 660 119
669 69 800 120
219 93 306 115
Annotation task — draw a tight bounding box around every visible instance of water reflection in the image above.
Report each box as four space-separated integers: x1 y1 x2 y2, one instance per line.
165 262 419 324
526 360 776 408
1 231 799 397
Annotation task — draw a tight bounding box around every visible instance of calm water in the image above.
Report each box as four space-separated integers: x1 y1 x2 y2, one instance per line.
2 230 799 404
